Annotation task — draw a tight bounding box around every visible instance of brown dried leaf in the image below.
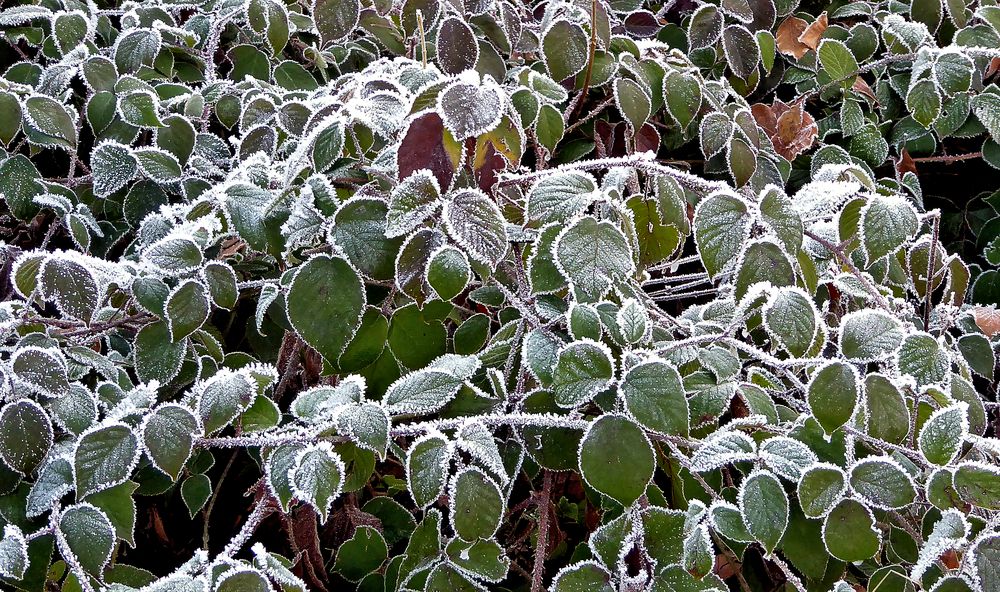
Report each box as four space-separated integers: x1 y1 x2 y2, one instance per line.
852 77 878 103
896 147 917 177
973 306 1000 337
751 99 817 161
775 17 809 59
797 12 828 51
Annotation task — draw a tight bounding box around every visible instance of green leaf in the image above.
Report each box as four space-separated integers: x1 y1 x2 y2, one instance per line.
839 309 904 360
135 148 182 183
552 561 614 592
552 340 615 408
216 569 270 592
898 332 950 387
331 197 402 281
141 404 200 480
542 19 588 82
0 155 43 221
579 415 654 506
865 373 910 444
0 399 52 475
74 422 140 499
85 480 139 546
807 361 860 435
850 456 916 509
446 538 509 583
555 216 635 301
287 255 366 363
450 467 503 541
764 287 817 357
823 498 881 562
739 469 787 553
918 403 968 465
266 445 301 512
442 188 508 270
620 360 688 435
165 280 210 342
907 79 942 128
797 463 847 518
734 239 795 299
387 169 441 237
526 171 598 226
954 462 1000 509
134 321 186 384
0 525 27 580
693 191 751 279
614 78 651 130
23 95 77 149
58 504 114 576
861 194 918 262
664 71 703 130
407 434 449 508
334 525 387 582
426 246 471 301
313 0 360 45
290 443 344 523
818 39 860 86
385 368 464 416
688 5 723 49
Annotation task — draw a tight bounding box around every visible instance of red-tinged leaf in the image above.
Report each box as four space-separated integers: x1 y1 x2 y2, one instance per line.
398 111 462 190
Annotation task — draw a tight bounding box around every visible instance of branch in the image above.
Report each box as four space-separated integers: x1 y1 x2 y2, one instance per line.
804 229 892 311
498 154 728 193
530 470 553 592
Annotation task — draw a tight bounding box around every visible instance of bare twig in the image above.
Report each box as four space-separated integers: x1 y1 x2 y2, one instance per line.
531 470 553 592
804 229 892 310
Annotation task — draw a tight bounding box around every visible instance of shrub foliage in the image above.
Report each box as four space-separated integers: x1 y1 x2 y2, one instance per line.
0 0 1000 591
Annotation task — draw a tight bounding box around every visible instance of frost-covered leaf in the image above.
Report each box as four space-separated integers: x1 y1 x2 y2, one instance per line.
694 191 751 279
407 433 450 508
525 171 599 226
850 456 916 509
542 19 588 82
449 467 503 541
0 399 52 475
823 498 881 562
141 404 200 481
579 415 654 506
385 368 463 416
897 332 950 387
797 463 847 518
387 169 440 238
287 255 366 363
807 361 860 435
11 346 69 397
555 216 635 302
74 422 140 499
0 525 27 580
759 436 817 481
861 194 918 262
620 359 688 435
763 287 817 357
918 403 968 465
839 309 903 361
291 442 344 523
691 430 756 472
552 340 614 408
442 188 507 269
739 469 787 553
438 77 503 140
337 403 390 460
58 503 114 576
313 0 360 44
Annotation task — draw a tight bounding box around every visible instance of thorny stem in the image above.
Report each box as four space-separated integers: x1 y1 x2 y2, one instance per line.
567 0 599 125
202 450 240 550
911 151 983 163
804 229 892 311
530 470 553 592
924 210 941 331
769 553 807 592
498 154 728 193
218 489 273 559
